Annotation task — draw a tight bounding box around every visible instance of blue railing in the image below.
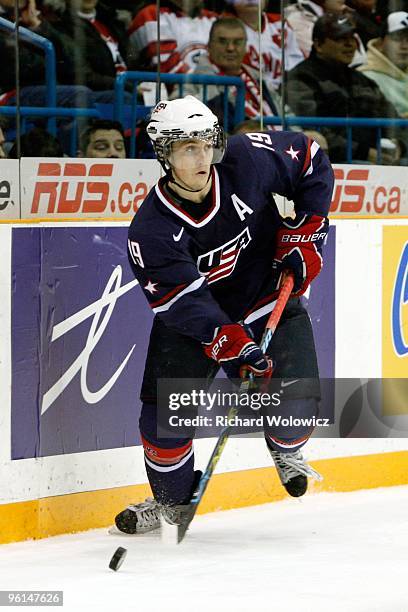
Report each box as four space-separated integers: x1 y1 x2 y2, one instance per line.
0 17 57 127
114 71 246 158
0 106 100 156
0 28 406 165
262 116 408 164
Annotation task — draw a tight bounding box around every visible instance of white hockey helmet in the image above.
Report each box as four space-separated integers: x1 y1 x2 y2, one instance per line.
146 96 226 169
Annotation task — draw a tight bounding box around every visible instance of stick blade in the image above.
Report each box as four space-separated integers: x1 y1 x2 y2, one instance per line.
176 505 196 543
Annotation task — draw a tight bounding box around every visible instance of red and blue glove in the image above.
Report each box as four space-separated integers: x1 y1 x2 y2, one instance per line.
204 324 273 381
272 213 329 296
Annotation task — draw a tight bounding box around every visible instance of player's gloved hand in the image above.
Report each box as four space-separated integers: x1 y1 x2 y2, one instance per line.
203 324 273 381
272 213 329 296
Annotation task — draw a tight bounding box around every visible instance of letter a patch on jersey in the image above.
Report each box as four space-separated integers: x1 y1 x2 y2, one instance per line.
197 227 252 284
231 193 254 221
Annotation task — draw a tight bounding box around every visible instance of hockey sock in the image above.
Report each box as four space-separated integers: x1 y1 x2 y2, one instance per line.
263 397 318 453
140 403 195 506
264 432 311 453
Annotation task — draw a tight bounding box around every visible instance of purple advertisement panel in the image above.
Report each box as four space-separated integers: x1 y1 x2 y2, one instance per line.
11 229 42 458
11 226 335 459
12 227 153 459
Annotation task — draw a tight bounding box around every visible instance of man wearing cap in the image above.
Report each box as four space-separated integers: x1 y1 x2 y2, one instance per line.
286 13 402 163
285 0 366 65
358 12 408 118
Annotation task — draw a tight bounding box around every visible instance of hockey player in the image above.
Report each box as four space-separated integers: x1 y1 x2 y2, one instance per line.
115 95 334 534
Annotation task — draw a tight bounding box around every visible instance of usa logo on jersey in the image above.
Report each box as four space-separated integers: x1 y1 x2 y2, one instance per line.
197 227 252 284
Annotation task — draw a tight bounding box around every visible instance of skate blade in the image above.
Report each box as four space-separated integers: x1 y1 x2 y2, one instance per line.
107 525 161 537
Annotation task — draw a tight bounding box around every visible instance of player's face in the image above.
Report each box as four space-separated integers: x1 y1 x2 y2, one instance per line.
169 139 213 190
84 129 126 158
315 34 357 65
381 30 408 71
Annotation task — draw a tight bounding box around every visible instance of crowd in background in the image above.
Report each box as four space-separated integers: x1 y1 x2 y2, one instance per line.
0 0 407 163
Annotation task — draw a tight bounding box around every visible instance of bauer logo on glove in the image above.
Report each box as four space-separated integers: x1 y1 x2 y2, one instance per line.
203 324 273 382
280 231 327 243
272 213 329 296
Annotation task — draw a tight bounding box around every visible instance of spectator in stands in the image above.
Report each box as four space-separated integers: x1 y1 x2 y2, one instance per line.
127 0 218 73
345 0 382 47
285 0 345 57
225 0 303 92
0 0 96 107
286 13 403 163
182 17 282 126
52 0 129 98
8 126 64 157
358 11 408 117
286 0 367 65
78 119 126 158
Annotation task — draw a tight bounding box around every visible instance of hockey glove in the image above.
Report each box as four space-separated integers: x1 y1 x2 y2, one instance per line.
272 213 329 296
203 324 273 381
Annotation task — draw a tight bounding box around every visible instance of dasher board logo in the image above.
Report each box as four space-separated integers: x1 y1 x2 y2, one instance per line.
382 227 408 415
392 242 408 358
20 157 161 219
330 165 405 216
11 226 153 459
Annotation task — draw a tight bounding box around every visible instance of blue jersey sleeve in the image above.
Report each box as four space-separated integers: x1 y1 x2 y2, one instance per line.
239 131 334 217
127 219 232 343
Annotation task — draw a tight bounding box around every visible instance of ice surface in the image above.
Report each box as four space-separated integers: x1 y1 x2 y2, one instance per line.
0 486 407 612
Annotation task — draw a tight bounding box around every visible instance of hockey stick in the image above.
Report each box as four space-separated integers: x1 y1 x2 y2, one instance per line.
176 271 295 543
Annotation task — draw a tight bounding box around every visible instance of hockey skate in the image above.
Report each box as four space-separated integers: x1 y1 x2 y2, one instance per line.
114 499 192 535
269 449 323 497
114 497 161 534
160 503 192 526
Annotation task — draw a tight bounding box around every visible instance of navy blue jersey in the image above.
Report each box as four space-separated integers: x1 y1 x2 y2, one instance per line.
128 131 334 343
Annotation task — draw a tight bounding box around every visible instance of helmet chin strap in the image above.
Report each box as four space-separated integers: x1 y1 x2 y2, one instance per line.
167 167 212 194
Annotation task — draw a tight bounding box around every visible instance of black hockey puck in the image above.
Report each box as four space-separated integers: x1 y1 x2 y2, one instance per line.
109 546 127 571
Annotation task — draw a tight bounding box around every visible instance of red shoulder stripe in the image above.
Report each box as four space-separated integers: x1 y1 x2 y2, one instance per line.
301 138 312 175
150 283 187 308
